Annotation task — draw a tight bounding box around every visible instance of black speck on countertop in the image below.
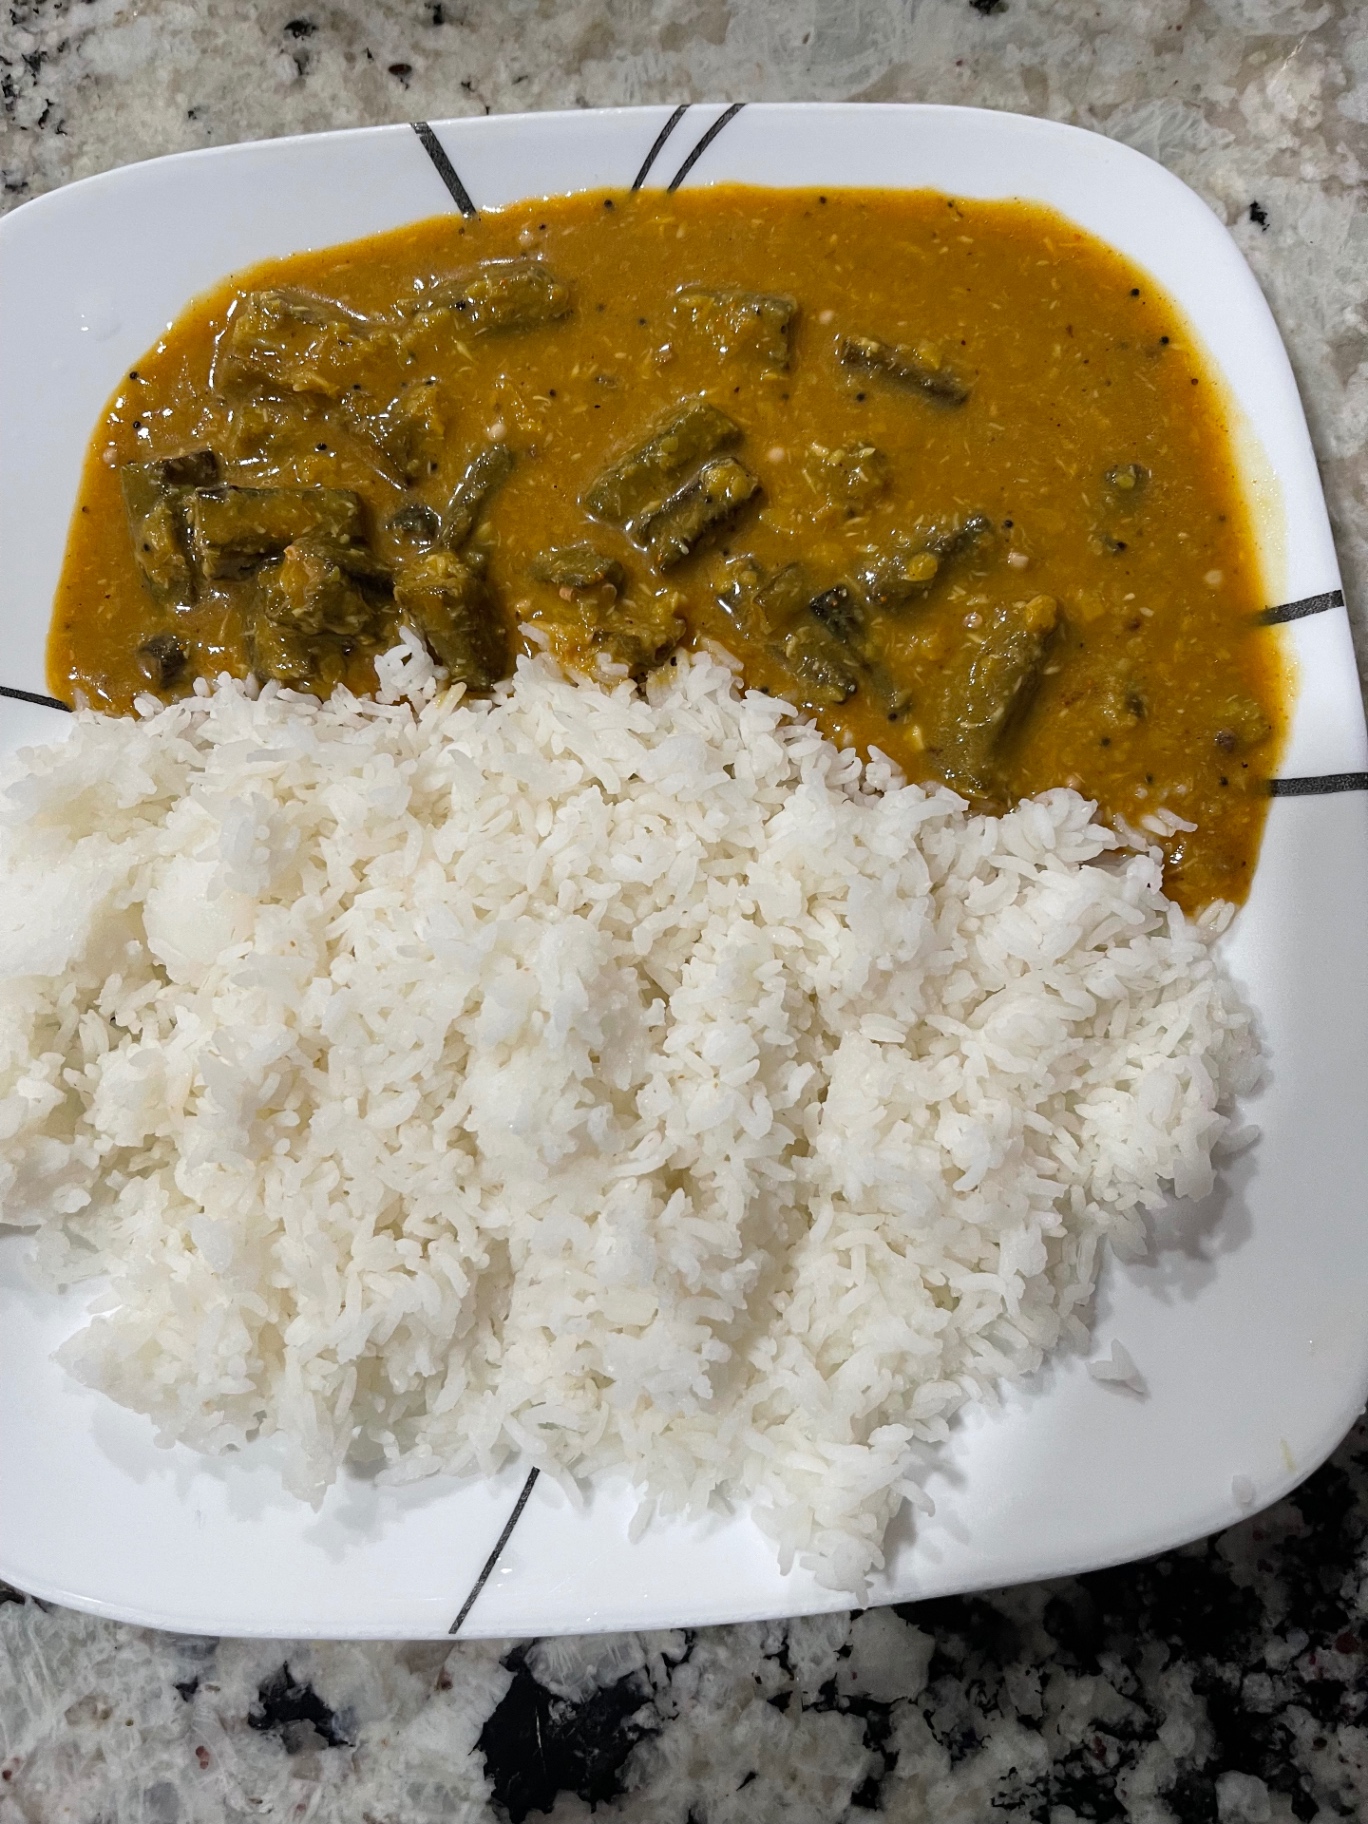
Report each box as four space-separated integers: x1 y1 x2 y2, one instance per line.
478 1648 659 1821
248 1663 354 1755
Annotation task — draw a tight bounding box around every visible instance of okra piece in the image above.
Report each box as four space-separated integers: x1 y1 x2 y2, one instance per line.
135 632 188 690
414 258 572 333
348 378 449 485
933 594 1060 796
776 623 860 706
217 289 388 400
924 512 994 558
256 541 384 641
640 455 760 569
157 450 222 489
601 592 687 675
755 563 816 632
530 546 627 593
393 549 509 688
386 502 441 547
725 562 901 712
187 486 366 581
249 615 347 693
220 396 319 468
121 451 223 606
440 445 517 550
860 514 992 611
769 607 909 718
838 332 970 405
672 285 797 368
722 560 816 640
122 469 195 607
807 583 868 653
529 587 684 677
804 585 909 718
584 402 742 530
860 544 942 611
718 557 766 638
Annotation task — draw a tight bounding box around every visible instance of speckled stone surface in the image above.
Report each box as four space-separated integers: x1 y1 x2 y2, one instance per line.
2 3 1367 1820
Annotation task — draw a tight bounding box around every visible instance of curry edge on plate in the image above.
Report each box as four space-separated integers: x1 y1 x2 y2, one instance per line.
48 183 1286 913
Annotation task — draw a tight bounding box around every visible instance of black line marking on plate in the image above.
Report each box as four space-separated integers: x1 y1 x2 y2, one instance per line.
1268 772 1368 797
0 685 71 712
1257 589 1345 626
448 1467 540 1636
632 105 691 190
411 120 478 218
666 102 746 193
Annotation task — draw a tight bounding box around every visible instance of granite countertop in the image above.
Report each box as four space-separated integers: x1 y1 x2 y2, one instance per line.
2 2 1366 1819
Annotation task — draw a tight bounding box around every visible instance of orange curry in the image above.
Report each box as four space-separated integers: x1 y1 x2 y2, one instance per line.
49 186 1286 909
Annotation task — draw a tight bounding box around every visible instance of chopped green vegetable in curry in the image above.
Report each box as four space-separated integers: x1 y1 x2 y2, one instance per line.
49 185 1286 910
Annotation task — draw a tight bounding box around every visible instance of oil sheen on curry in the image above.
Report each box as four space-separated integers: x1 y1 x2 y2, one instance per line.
50 186 1285 910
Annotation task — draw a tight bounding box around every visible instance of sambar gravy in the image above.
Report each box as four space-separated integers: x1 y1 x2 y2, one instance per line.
48 185 1286 909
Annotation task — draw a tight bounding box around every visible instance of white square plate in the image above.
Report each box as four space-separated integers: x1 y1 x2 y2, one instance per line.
2 103 1366 1639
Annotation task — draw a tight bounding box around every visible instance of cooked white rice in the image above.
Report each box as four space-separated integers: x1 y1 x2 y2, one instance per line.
0 642 1257 1590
